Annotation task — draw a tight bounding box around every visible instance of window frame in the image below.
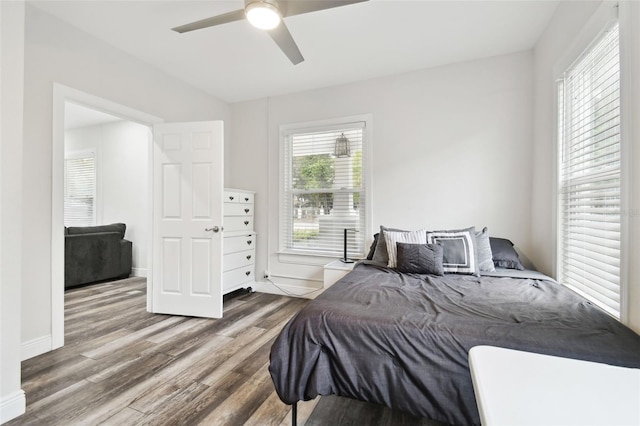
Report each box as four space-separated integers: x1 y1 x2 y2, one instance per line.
556 19 624 319
279 114 372 259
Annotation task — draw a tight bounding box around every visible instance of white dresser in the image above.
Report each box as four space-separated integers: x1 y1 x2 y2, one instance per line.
223 189 256 295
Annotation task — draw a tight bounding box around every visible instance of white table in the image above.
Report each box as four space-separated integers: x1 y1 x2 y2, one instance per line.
469 345 640 426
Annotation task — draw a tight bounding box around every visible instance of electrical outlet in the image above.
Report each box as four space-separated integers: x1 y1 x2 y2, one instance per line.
263 270 270 279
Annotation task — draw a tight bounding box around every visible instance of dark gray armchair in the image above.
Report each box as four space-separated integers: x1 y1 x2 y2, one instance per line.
64 223 132 289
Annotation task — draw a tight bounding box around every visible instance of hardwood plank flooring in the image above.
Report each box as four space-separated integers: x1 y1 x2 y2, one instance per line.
8 277 445 425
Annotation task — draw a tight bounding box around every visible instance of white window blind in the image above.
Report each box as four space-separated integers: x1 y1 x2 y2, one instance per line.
64 153 96 227
558 23 620 318
282 122 366 257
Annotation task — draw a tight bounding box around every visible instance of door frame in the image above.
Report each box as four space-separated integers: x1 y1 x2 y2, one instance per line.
51 84 162 349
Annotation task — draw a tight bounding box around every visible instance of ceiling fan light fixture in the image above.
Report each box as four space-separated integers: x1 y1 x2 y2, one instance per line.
245 1 282 30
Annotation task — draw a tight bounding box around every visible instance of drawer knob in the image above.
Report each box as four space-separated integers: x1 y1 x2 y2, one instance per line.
245 271 251 276
246 254 252 260
244 208 250 213
247 240 252 245
245 197 249 201
229 196 234 201
244 220 249 226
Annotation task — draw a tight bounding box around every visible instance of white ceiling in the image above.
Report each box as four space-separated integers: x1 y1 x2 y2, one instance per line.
31 0 560 104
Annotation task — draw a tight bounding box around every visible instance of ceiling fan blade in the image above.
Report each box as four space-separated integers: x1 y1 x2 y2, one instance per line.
279 0 368 18
172 9 246 33
267 21 304 65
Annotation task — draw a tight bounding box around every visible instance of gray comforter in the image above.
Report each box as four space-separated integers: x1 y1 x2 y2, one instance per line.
269 263 640 425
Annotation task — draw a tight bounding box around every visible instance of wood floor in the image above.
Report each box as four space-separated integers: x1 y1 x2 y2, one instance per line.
8 278 443 426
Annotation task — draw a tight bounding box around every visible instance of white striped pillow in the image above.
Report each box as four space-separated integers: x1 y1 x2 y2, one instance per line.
384 229 427 268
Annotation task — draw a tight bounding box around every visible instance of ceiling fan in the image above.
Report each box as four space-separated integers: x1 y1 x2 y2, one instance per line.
172 0 369 65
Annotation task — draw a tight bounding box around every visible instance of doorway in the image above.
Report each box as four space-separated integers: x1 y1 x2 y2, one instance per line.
64 102 149 278
51 84 162 349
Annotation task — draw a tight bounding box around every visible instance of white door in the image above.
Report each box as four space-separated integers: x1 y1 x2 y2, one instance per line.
151 121 224 318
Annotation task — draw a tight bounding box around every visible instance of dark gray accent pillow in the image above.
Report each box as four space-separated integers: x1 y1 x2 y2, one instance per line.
396 243 444 276
475 227 495 272
66 223 127 239
371 225 407 265
489 237 524 270
366 233 379 260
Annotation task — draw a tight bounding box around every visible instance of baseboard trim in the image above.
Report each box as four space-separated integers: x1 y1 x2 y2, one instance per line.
253 280 323 299
131 267 147 278
0 390 26 424
21 334 52 361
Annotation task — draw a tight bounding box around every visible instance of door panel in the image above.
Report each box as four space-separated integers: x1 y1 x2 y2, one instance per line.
191 238 212 295
192 163 212 218
151 121 223 318
161 237 182 294
163 164 182 218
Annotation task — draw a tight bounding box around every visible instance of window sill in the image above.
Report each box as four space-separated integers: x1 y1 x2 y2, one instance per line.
277 250 363 267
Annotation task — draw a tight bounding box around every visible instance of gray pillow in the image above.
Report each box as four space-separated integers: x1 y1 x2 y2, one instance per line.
371 225 407 265
366 233 379 260
426 226 479 275
489 237 525 270
396 243 444 276
475 227 495 272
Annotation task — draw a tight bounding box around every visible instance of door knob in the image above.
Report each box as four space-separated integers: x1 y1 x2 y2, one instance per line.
205 226 220 233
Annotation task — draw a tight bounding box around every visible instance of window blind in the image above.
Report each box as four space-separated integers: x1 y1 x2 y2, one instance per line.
282 122 366 257
64 154 96 227
558 23 620 318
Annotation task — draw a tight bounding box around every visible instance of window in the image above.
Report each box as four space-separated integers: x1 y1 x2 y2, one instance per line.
64 151 96 226
281 119 368 257
557 23 621 318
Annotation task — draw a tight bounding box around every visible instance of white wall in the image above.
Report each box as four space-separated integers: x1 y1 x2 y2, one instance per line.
230 51 534 294
0 1 26 422
530 1 602 277
22 5 231 349
532 0 640 332
65 120 150 276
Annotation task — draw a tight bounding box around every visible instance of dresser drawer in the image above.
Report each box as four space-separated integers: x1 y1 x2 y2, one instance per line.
224 203 253 216
223 249 255 272
223 266 254 291
224 234 256 254
225 216 253 232
224 191 254 204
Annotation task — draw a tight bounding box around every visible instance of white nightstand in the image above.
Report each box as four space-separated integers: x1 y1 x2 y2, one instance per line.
323 260 356 288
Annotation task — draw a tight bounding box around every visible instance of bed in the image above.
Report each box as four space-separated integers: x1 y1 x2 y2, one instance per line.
269 262 640 425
